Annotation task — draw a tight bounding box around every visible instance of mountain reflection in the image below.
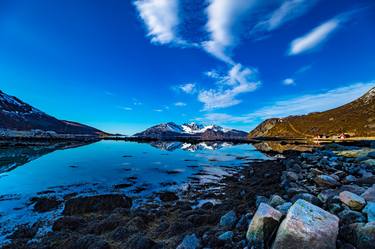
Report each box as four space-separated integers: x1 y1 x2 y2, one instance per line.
150 141 234 152
0 141 94 174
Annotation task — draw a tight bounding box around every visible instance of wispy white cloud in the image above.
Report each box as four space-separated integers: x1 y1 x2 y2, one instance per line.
177 83 196 94
288 11 353 55
134 0 180 44
283 78 295 85
252 0 317 35
198 81 375 125
198 64 260 110
250 82 374 119
203 0 259 64
121 107 133 111
197 113 250 123
174 102 187 106
154 109 163 112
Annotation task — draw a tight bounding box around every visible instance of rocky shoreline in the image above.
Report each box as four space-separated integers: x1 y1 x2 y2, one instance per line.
3 142 375 249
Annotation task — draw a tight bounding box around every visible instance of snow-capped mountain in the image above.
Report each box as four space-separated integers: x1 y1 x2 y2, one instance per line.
0 90 106 138
134 122 248 140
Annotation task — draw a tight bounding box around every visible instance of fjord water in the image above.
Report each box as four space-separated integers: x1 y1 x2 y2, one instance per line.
0 140 267 240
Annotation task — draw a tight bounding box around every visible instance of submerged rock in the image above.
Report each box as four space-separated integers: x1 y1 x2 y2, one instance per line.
31 196 61 213
246 203 282 249
158 191 179 202
272 199 339 249
63 194 132 215
339 191 366 211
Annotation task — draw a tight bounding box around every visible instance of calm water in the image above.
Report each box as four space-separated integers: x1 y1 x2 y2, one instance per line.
0 140 268 241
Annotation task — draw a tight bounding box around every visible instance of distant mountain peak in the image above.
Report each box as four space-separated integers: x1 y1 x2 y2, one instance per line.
134 122 247 140
0 89 105 138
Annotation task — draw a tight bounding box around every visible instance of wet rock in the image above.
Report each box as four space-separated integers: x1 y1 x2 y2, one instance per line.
158 191 178 202
126 233 157 249
368 151 375 159
355 222 375 249
338 209 366 225
218 231 234 241
71 234 111 249
339 191 366 211
269 195 285 208
8 223 39 240
177 234 200 249
219 210 237 228
272 199 339 249
318 189 339 204
52 216 85 231
363 202 375 222
31 196 61 213
275 202 292 216
63 194 132 215
314 174 340 187
340 185 366 195
256 195 269 208
361 184 375 202
344 175 357 183
291 193 321 206
246 203 282 248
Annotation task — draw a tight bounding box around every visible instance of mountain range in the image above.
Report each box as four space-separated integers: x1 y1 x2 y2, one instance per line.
134 122 248 140
0 90 105 138
249 87 375 139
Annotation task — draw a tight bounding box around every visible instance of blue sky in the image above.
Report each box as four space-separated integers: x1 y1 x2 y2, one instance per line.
1 0 375 135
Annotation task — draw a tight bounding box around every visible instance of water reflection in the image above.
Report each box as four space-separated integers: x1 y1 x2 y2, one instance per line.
150 141 236 152
0 141 93 174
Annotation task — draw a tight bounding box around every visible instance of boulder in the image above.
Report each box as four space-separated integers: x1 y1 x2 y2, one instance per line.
177 234 200 249
269 195 286 208
52 216 85 231
272 199 339 249
361 184 375 202
63 194 132 215
219 210 237 228
276 202 292 216
363 202 375 222
318 189 339 203
368 151 375 159
126 233 157 249
256 195 269 208
355 222 375 249
338 209 366 225
314 174 340 187
340 185 366 195
246 203 282 249
291 193 321 206
339 191 366 211
218 231 234 241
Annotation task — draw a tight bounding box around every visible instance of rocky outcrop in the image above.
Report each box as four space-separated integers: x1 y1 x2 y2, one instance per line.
246 203 282 248
63 194 132 215
249 86 375 139
272 199 339 249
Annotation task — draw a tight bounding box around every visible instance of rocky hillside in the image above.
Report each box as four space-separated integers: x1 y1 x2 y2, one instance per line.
249 87 375 139
134 122 248 140
0 90 105 138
